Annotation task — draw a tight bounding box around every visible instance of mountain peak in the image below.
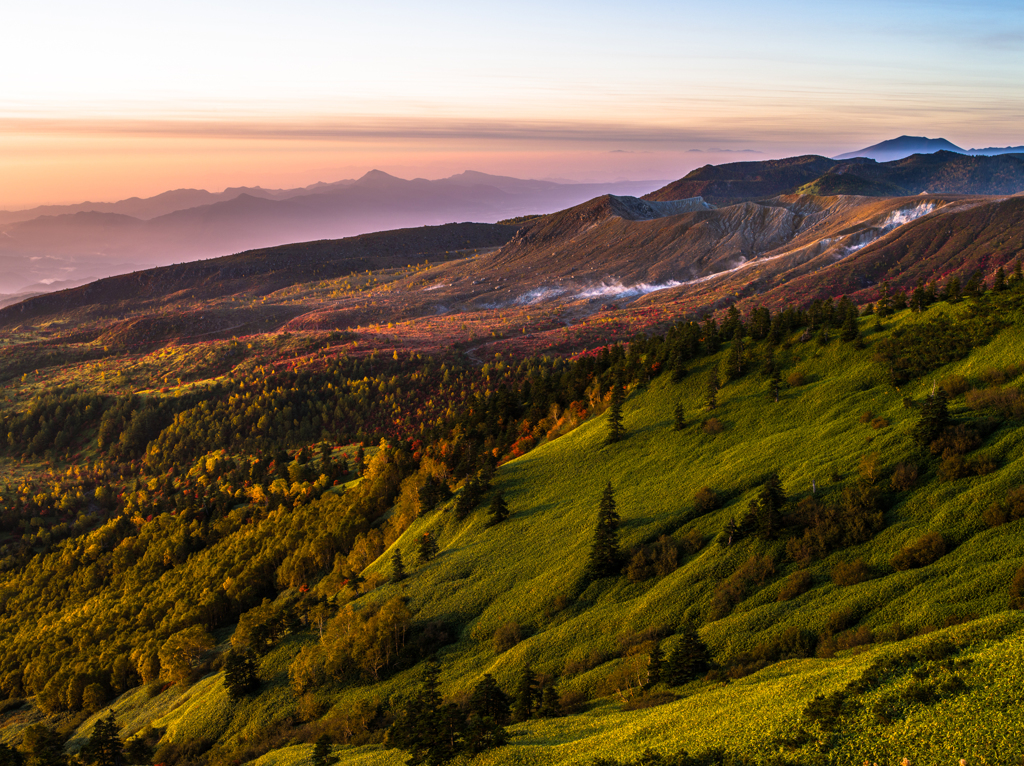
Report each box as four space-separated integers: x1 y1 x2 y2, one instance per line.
835 135 966 162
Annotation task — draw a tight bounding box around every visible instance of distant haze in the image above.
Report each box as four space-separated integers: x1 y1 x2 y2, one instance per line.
2 0 1022 209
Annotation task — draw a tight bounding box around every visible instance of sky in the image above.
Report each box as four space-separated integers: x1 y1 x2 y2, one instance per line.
2 0 1022 209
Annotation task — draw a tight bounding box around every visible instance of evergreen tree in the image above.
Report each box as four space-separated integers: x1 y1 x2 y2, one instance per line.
840 312 859 342
488 492 509 525
913 389 950 449
586 482 621 579
643 643 663 690
769 368 782 404
467 674 510 726
454 476 482 520
311 735 333 766
753 472 786 539
0 744 23 766
670 351 687 384
666 625 711 686
417 533 439 564
391 549 406 582
387 661 465 766
993 266 1007 292
606 376 625 444
705 370 719 411
537 678 561 718
224 649 260 700
122 737 152 766
672 402 685 432
511 666 539 722
876 282 892 317
1010 259 1023 287
724 338 745 380
82 713 123 766
355 445 366 476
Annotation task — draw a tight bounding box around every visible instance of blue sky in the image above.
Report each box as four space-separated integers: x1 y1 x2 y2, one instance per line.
2 0 1021 206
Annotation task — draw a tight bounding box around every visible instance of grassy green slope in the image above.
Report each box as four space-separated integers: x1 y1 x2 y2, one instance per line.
80 306 1024 765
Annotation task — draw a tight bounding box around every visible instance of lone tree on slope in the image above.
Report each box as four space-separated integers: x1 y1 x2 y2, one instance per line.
606 376 625 444
586 482 622 579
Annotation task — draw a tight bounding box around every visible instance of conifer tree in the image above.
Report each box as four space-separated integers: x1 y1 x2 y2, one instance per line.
721 517 741 547
454 476 482 520
537 678 561 718
22 725 65 766
753 471 786 539
387 660 462 766
666 625 711 685
464 674 509 753
511 666 539 722
82 713 123 766
876 282 892 317
586 482 621 579
993 266 1007 292
840 312 859 342
311 735 333 766
913 389 950 448
643 643 663 690
1010 259 1023 287
705 370 719 411
488 492 509 525
725 337 745 380
224 649 260 700
123 737 152 766
606 376 625 444
417 532 438 564
0 744 22 766
769 368 782 404
672 403 685 431
391 549 406 582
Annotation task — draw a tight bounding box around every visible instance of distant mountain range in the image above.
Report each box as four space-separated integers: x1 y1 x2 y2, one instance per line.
0 171 665 294
836 135 1024 162
647 151 1024 206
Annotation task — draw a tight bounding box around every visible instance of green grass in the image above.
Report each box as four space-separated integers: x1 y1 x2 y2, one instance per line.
76 307 1024 765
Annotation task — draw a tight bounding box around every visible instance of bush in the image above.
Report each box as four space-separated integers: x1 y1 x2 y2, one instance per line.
983 487 1024 527
786 370 807 387
832 558 872 586
891 532 947 571
710 555 775 620
966 387 1024 418
492 621 522 654
890 462 919 491
777 570 812 602
679 528 705 555
930 424 982 456
701 418 724 435
1011 562 1024 610
939 375 971 397
693 487 721 514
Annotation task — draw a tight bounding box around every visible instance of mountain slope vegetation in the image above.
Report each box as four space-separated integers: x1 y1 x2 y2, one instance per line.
0 277 1022 766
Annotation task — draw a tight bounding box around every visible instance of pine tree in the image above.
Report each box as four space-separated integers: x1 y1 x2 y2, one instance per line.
643 643 663 690
586 482 621 579
993 266 1007 292
123 737 152 766
666 625 711 685
769 368 782 404
391 549 406 582
606 376 625 444
311 735 333 766
913 389 950 448
464 674 509 753
1010 259 1023 287
705 370 719 411
721 517 741 547
725 337 745 380
488 492 509 525
0 744 23 766
454 476 482 520
840 312 859 342
754 471 786 539
224 649 260 700
537 678 561 718
83 713 123 766
672 402 685 431
876 282 893 317
387 660 465 766
511 666 539 722
417 532 438 564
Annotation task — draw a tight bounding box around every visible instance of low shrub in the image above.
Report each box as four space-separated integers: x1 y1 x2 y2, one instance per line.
891 532 946 571
832 558 873 586
777 570 813 601
492 621 522 654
